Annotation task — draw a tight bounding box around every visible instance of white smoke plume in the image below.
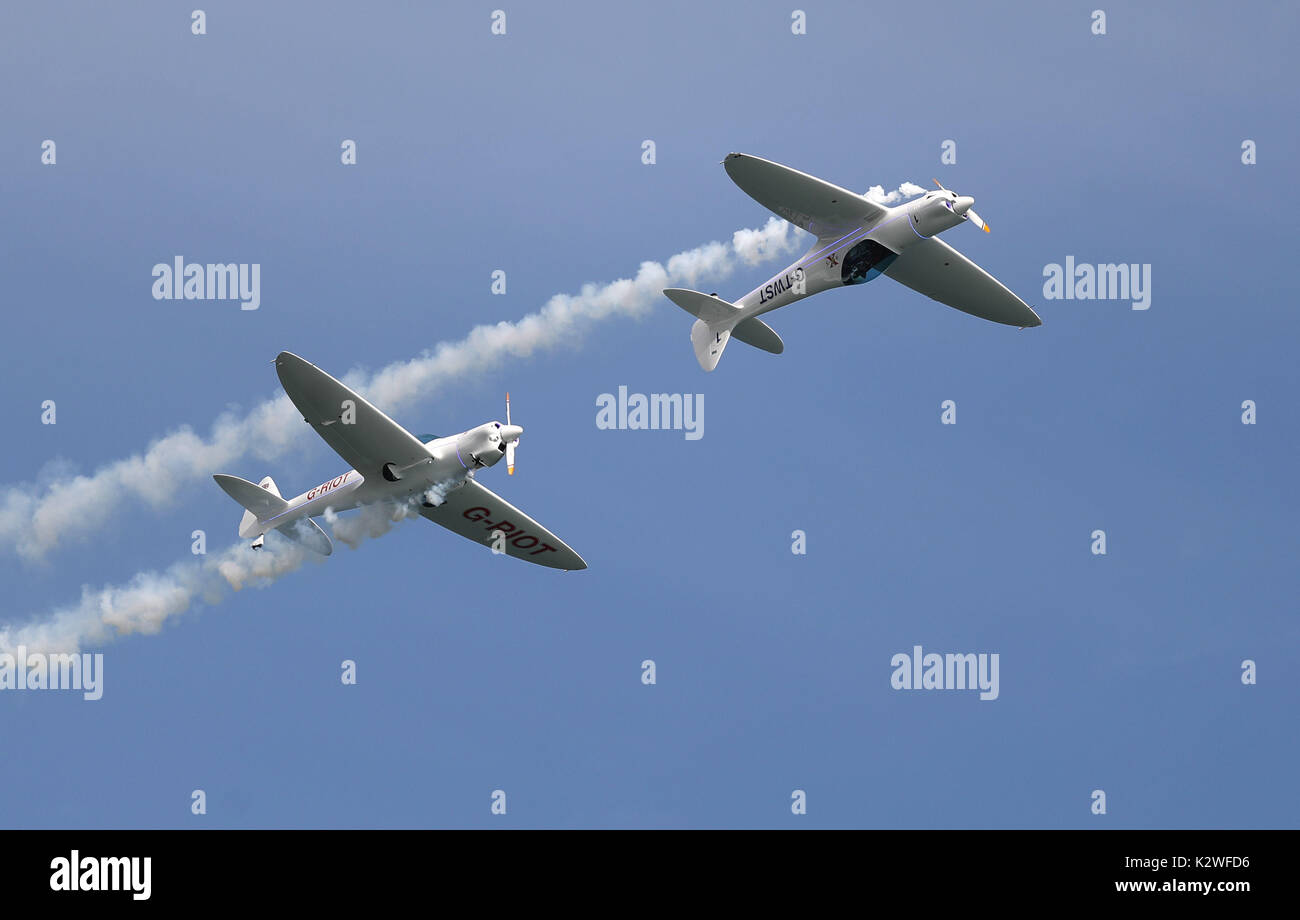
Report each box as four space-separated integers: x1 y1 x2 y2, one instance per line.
0 220 811 653
0 217 806 563
324 501 419 551
0 539 313 656
864 181 927 204
0 500 428 656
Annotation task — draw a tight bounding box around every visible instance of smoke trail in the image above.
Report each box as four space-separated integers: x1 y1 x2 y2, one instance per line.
0 217 807 563
324 501 419 551
0 540 312 655
0 190 930 654
0 501 421 655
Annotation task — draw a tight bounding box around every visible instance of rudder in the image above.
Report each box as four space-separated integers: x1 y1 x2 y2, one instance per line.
689 318 731 372
665 288 783 371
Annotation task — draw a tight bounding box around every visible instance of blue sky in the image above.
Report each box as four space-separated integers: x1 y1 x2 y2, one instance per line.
0 1 1296 828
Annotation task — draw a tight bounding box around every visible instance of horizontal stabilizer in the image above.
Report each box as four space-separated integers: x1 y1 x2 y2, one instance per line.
664 288 736 324
732 317 784 354
665 288 782 371
214 474 290 538
214 474 287 517
276 517 333 556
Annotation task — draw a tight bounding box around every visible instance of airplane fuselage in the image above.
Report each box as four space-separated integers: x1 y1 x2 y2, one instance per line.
255 421 519 535
736 192 968 321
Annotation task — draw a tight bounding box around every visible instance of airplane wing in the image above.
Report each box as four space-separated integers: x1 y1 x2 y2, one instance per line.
882 237 1043 327
275 351 431 477
420 479 587 571
724 152 891 236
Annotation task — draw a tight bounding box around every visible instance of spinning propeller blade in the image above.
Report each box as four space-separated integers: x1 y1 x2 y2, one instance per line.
505 393 517 475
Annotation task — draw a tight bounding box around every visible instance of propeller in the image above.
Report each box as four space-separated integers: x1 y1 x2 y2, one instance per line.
505 393 517 475
932 178 990 233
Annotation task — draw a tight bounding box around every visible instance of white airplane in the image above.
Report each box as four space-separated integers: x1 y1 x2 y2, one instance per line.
665 153 1043 371
213 352 587 570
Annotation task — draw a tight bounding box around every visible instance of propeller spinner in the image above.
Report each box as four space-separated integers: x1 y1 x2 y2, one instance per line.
933 178 990 233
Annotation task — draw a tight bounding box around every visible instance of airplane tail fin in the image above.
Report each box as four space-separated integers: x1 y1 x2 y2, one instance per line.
213 474 288 539
213 474 334 555
663 288 784 372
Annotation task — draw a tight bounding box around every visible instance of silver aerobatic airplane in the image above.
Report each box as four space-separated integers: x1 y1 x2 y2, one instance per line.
666 153 1042 371
213 352 586 570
